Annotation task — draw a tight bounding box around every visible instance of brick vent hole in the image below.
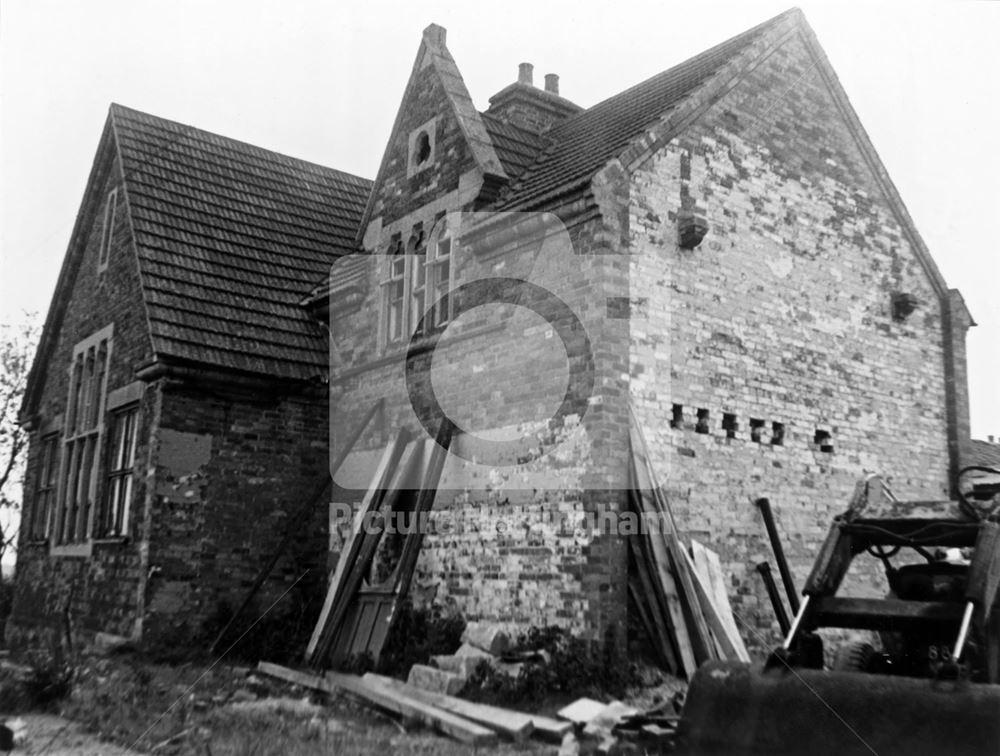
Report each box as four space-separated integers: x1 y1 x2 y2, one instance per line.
814 429 834 453
670 404 684 429
771 422 785 446
696 408 710 434
722 412 738 439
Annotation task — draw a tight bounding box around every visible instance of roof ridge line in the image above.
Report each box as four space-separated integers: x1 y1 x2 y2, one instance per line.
111 103 372 184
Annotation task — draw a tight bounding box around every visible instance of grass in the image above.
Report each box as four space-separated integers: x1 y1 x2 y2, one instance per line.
38 650 549 755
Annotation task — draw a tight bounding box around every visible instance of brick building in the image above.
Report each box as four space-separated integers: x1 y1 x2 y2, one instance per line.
11 9 977 654
9 106 370 645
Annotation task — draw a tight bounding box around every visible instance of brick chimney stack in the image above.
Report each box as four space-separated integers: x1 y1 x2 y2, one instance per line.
486 63 581 134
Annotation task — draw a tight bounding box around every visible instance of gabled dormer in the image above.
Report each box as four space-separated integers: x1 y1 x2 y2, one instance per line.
359 25 508 251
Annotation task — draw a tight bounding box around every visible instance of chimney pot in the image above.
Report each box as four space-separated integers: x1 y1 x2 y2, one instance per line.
544 73 559 95
518 62 534 86
990 435 996 443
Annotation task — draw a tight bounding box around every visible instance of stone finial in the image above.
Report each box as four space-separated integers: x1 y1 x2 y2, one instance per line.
518 62 534 86
423 23 447 47
544 73 559 95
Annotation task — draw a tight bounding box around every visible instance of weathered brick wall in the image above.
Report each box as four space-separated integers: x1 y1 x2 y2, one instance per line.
9 152 155 645
627 32 951 653
329 213 632 642
142 385 328 642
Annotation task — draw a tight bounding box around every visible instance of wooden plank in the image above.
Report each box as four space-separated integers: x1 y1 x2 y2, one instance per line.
665 537 717 665
328 423 453 668
306 429 410 663
628 579 657 654
691 540 749 661
365 421 454 662
258 663 497 745
258 661 333 692
365 673 534 741
628 522 679 673
627 406 715 667
679 545 749 662
629 469 697 678
328 671 498 745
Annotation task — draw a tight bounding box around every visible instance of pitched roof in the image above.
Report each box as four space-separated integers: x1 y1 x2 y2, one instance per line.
480 113 550 181
968 439 1000 469
494 10 795 210
111 105 371 380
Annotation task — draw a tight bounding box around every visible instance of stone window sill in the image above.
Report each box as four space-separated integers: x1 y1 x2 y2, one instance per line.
49 542 92 558
93 536 129 547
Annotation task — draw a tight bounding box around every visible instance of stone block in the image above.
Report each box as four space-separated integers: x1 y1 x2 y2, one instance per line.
91 631 132 655
431 652 494 679
407 664 465 696
460 622 511 655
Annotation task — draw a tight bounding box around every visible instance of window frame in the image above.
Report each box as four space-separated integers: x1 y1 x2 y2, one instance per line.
51 325 113 550
98 403 139 539
29 432 61 542
98 188 118 273
379 217 456 349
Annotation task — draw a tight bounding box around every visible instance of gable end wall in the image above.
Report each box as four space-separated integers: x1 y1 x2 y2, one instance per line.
627 32 951 652
9 153 156 645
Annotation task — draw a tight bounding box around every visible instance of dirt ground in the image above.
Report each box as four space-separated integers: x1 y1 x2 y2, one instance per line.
0 650 683 755
0 653 548 755
4 712 139 755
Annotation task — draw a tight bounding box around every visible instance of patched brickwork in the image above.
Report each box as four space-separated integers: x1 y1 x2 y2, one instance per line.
627 32 952 651
142 386 328 642
329 211 633 642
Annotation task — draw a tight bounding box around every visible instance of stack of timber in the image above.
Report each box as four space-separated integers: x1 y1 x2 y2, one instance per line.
627 404 749 680
257 662 571 745
306 419 455 669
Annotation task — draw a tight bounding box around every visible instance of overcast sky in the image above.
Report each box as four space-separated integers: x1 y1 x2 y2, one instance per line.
1 0 997 439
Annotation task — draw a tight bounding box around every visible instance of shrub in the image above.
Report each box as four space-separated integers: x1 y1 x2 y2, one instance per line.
375 600 465 678
21 650 74 708
463 625 637 707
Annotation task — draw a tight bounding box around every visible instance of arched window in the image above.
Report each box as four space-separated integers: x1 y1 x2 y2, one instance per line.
428 220 453 328
380 216 456 345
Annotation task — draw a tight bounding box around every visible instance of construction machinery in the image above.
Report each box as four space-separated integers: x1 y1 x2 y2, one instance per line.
678 471 1000 756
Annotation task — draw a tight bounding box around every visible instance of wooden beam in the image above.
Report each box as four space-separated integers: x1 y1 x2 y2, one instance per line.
631 485 697 677
258 661 332 692
690 540 750 662
680 544 750 662
306 428 411 663
627 405 716 667
256 663 497 745
628 520 680 673
364 674 534 741
327 672 498 745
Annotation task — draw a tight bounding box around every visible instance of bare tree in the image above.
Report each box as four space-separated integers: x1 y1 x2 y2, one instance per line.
0 314 40 563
